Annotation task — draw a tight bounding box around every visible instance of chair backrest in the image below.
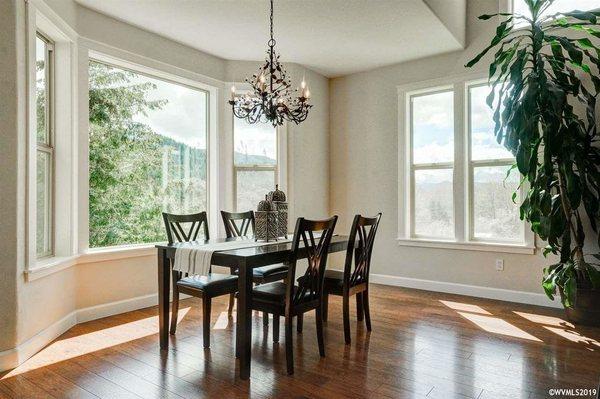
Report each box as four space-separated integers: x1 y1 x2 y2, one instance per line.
285 216 338 310
221 210 255 238
343 213 382 287
162 212 210 245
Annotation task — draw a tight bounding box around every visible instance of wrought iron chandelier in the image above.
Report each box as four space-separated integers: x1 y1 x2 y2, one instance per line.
229 0 312 127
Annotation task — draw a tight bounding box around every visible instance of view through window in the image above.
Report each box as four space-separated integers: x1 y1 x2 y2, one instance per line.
234 118 277 212
407 82 524 244
410 90 454 238
36 33 54 258
469 84 522 242
88 61 208 247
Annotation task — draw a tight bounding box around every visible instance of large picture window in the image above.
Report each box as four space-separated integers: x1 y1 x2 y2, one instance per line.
233 118 278 212
401 78 530 250
36 32 54 258
88 60 209 248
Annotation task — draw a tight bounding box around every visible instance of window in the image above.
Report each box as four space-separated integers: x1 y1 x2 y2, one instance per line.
468 84 523 242
233 117 278 212
401 78 529 250
35 32 54 258
409 90 454 238
88 60 209 248
512 0 600 20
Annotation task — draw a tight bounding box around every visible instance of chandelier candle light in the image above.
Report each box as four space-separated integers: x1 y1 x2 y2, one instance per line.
229 0 312 126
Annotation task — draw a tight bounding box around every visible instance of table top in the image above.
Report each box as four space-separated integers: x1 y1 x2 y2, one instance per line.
156 235 349 268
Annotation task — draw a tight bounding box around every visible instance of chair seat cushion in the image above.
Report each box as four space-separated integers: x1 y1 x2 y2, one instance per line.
177 273 238 296
324 269 345 288
253 264 288 278
251 282 313 304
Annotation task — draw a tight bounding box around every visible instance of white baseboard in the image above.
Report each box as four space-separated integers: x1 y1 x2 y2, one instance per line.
370 273 562 308
0 291 186 372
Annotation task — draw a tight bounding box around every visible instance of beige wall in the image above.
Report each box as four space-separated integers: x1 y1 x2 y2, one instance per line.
328 0 562 294
0 0 22 353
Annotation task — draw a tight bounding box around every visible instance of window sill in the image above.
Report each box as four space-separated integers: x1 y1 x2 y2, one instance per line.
24 244 164 281
25 255 79 281
396 238 536 254
79 243 161 264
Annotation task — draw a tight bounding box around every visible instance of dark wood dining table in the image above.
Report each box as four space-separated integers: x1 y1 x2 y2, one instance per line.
156 235 348 380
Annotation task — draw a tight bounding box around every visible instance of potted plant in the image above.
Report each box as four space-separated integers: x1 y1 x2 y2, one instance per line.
466 0 600 324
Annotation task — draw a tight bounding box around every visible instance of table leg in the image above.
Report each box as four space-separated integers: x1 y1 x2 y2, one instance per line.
236 259 252 380
158 248 170 350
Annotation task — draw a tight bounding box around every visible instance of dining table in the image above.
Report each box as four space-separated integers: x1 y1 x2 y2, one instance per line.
156 235 349 380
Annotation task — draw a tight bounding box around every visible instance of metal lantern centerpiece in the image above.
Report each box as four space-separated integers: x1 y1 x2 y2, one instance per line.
268 184 288 238
255 195 278 242
228 0 312 127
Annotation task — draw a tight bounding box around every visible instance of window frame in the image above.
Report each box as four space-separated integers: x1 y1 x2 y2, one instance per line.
87 54 214 249
35 31 55 259
398 74 535 254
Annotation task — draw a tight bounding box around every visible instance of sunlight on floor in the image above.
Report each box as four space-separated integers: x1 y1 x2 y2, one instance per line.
213 311 235 330
513 311 574 328
439 300 491 315
2 308 190 379
513 311 598 350
457 312 542 342
543 326 600 348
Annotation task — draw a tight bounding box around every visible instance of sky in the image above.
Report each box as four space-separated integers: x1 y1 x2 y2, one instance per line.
411 86 514 166
131 74 208 149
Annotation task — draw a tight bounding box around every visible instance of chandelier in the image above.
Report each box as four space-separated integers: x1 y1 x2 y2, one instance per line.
229 0 312 127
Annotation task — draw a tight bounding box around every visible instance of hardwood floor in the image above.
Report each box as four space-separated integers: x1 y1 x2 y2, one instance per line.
1 284 599 398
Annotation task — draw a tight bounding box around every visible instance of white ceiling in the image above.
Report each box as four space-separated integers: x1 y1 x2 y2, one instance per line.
74 0 466 77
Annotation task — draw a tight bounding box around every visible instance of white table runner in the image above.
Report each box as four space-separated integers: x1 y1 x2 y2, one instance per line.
173 238 292 276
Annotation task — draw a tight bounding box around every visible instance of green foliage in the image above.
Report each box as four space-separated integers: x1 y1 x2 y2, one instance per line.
466 0 600 307
88 62 208 247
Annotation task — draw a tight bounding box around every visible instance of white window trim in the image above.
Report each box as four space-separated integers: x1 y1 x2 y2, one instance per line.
25 1 78 274
397 73 535 254
230 84 288 213
85 51 219 250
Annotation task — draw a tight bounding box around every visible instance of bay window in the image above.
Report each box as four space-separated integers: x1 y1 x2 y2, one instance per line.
399 77 533 252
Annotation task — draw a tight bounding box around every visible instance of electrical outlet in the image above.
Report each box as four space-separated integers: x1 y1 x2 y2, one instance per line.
495 259 504 271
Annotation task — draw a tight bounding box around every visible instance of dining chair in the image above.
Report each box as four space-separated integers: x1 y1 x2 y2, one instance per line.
322 213 381 344
163 211 239 349
220 210 289 336
249 216 338 375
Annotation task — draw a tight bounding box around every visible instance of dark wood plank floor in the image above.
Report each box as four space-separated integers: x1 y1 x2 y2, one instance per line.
1 284 599 398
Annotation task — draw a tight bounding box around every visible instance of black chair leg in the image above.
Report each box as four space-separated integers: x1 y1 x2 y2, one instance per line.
169 272 180 335
202 297 211 349
285 316 294 375
363 290 372 332
296 313 303 333
262 312 269 336
273 315 280 343
316 308 325 357
356 292 364 322
228 293 235 316
322 292 329 322
343 293 351 344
